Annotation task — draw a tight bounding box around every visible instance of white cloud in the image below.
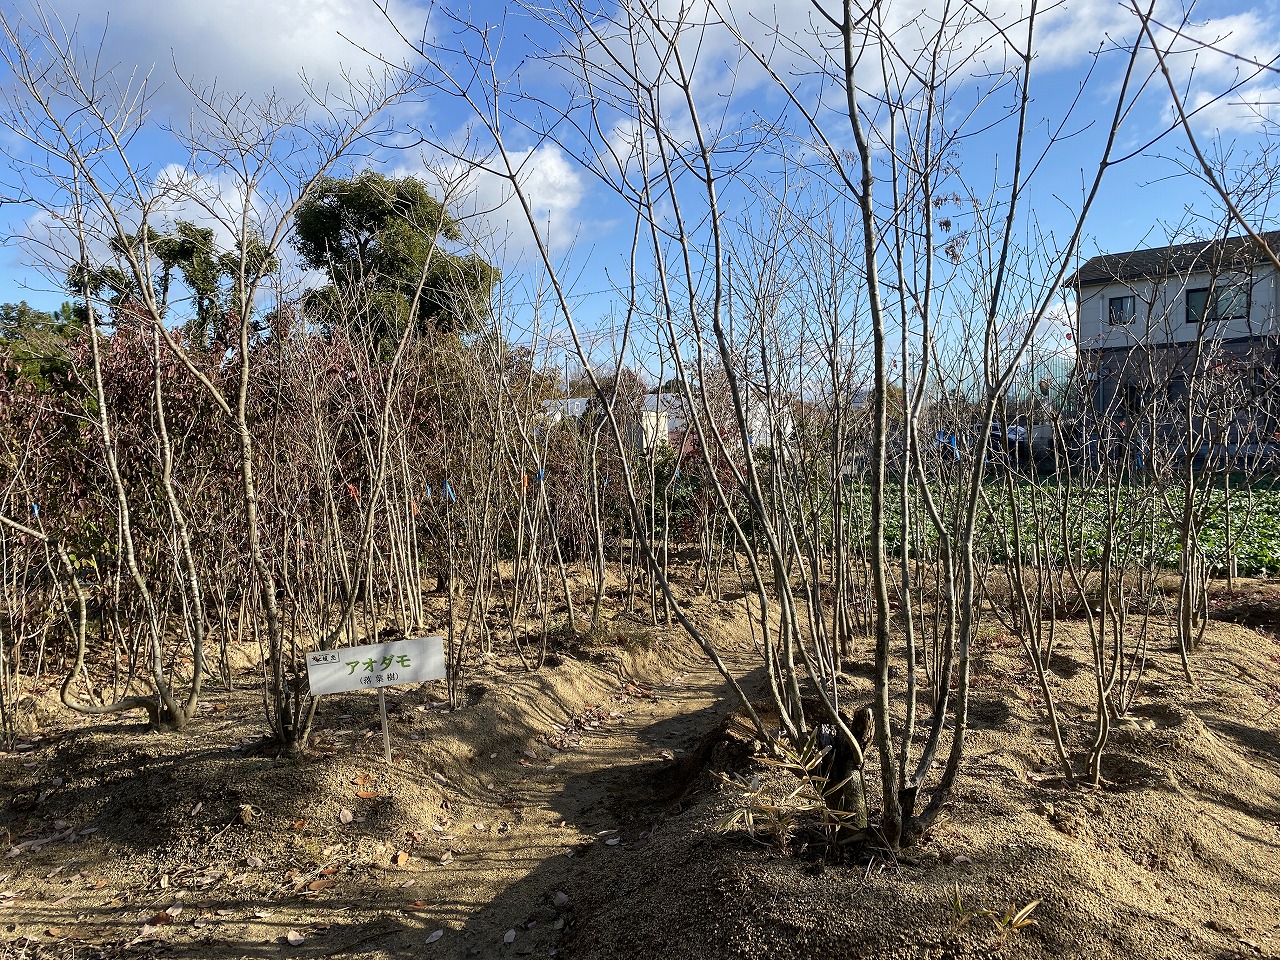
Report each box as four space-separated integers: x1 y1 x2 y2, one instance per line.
1188 83 1280 134
414 144 590 265
558 0 1277 129
10 0 431 110
150 164 260 250
1031 2 1280 135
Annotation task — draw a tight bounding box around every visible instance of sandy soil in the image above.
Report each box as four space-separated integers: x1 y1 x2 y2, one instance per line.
2 588 1279 960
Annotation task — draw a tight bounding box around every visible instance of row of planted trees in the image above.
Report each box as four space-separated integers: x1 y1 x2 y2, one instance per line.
0 284 754 748
0 6 759 751
418 0 1280 854
2 0 1278 857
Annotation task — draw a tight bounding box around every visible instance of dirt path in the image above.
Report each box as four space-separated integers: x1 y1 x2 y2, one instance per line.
397 657 745 960
0 649 752 960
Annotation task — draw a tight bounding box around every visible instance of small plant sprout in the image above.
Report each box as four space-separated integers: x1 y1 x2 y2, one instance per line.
989 898 1041 935
948 883 978 929
715 733 865 852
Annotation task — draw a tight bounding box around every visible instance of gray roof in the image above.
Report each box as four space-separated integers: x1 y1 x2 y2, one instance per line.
1065 231 1280 288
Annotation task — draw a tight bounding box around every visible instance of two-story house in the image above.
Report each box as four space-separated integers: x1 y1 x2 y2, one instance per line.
1067 231 1280 433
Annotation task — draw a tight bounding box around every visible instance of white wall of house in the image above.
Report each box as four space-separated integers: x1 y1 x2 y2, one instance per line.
1077 266 1278 350
540 397 669 451
634 409 668 451
540 397 591 425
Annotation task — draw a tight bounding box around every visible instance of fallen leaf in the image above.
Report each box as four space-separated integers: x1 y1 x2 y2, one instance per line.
504 929 517 944
392 851 411 866
605 838 620 846
165 904 182 918
426 928 444 944
147 912 173 926
308 879 335 891
438 851 454 865
339 809 354 824
290 820 307 831
553 891 569 908
355 790 380 799
353 774 373 785
287 929 306 946
189 802 203 816
245 856 263 868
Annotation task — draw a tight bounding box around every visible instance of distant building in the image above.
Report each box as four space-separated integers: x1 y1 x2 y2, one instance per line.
539 397 591 425
647 384 793 453
1066 232 1280 425
540 396 668 452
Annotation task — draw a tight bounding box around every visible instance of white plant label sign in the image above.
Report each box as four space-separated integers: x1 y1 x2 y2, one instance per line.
306 635 447 696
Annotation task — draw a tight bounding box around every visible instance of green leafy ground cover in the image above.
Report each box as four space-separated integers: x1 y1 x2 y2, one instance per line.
838 480 1280 576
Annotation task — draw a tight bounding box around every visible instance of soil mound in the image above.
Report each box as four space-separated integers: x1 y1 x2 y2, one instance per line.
2 593 1278 960
560 621 1280 960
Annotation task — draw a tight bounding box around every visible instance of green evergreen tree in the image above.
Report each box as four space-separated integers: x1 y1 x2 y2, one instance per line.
291 171 498 339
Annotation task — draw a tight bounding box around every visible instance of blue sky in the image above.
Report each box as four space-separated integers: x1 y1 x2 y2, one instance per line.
0 0 1276 375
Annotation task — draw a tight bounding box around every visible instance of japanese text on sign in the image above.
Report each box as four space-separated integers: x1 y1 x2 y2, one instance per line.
305 635 446 696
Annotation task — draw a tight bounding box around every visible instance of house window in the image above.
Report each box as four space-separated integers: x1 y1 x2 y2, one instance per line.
1108 295 1135 325
1186 283 1249 324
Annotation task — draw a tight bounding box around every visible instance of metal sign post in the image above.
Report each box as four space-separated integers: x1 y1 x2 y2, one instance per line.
378 688 392 763
305 635 447 764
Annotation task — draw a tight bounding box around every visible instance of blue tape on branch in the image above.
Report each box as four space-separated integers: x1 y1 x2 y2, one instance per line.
443 481 457 503
537 469 544 483
30 503 38 518
425 485 433 500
